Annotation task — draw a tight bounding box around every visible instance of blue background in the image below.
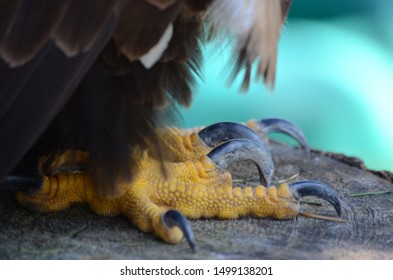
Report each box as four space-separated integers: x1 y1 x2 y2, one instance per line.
179 0 393 172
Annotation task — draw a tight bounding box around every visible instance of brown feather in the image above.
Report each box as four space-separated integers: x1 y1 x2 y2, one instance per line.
281 0 293 21
1 17 117 183
53 0 116 57
208 0 290 89
146 0 177 10
0 0 69 67
113 0 183 61
160 8 205 107
185 0 213 12
0 1 21 41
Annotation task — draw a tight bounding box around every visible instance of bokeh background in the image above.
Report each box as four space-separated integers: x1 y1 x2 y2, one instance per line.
179 0 393 172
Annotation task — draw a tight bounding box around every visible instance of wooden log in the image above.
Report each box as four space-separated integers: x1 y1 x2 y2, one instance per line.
0 144 392 259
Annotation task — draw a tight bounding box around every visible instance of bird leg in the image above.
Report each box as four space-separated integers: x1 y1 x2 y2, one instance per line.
7 118 341 250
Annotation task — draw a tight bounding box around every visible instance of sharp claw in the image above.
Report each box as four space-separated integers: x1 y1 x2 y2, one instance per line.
289 180 342 217
162 210 195 252
207 139 274 186
253 118 310 154
0 174 43 194
198 122 265 147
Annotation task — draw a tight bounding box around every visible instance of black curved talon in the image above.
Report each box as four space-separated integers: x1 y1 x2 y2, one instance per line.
162 210 195 252
254 118 310 154
207 139 274 186
289 180 342 216
0 174 43 194
198 122 265 147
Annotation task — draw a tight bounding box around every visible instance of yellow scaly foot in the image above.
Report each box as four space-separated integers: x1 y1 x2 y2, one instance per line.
4 118 342 250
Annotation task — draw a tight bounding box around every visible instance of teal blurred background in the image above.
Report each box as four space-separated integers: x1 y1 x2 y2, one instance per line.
179 0 393 172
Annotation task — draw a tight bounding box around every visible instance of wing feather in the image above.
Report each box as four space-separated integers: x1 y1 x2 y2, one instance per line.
0 3 117 181
0 0 69 67
53 0 116 57
114 0 183 62
0 0 21 41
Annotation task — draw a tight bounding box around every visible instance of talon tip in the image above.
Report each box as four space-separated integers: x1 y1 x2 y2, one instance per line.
256 118 310 152
290 180 342 217
162 210 196 252
0 174 43 194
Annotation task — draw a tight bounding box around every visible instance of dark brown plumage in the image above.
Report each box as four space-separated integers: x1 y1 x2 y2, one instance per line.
0 0 291 196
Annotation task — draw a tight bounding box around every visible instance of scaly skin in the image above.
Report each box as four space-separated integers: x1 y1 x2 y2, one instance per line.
156 127 211 162
17 126 300 245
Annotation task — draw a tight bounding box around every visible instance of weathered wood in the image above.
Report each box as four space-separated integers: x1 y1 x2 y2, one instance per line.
1 144 392 259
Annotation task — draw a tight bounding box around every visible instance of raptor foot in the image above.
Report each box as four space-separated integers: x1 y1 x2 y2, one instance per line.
4 118 341 249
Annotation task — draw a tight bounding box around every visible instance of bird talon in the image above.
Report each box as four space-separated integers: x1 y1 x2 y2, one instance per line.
247 118 310 154
289 180 342 216
0 174 43 194
162 210 195 252
198 122 266 147
207 138 274 186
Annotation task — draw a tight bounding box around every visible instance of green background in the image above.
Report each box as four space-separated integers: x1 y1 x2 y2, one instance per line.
179 0 393 172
